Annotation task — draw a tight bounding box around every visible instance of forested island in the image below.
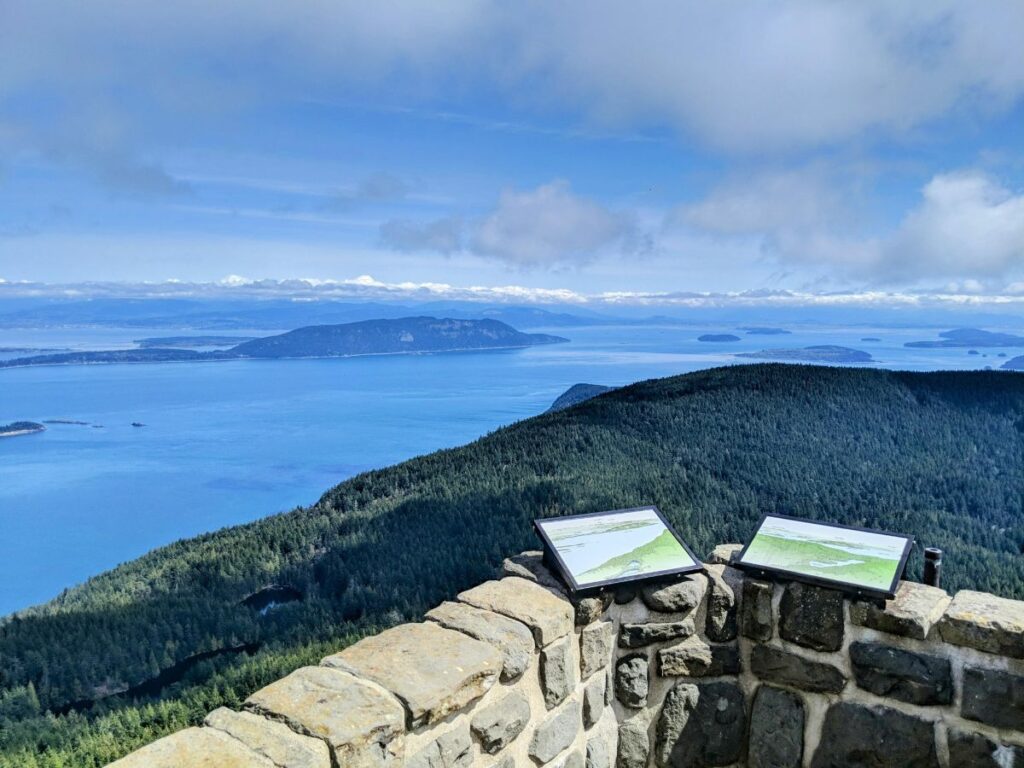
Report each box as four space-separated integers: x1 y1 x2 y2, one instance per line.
906 328 1024 348
697 333 741 342
736 345 874 363
0 421 45 438
5 364 1024 765
738 327 790 335
0 318 567 369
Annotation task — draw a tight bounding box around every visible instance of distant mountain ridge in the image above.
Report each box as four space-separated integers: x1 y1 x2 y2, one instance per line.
0 317 567 369
906 328 1024 348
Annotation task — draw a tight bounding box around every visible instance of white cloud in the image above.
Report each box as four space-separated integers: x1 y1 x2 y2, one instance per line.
472 180 634 267
883 171 1024 282
3 2 1023 156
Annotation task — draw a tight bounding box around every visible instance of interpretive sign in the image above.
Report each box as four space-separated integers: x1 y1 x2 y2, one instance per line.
736 514 913 599
534 506 702 593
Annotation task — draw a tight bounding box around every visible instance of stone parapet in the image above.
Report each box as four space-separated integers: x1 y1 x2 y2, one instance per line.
108 544 1024 768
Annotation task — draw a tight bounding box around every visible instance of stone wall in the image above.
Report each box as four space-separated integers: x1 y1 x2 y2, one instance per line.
109 544 1024 768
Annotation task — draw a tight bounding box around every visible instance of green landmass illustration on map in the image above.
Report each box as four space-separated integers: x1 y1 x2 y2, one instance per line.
576 529 693 582
741 522 903 591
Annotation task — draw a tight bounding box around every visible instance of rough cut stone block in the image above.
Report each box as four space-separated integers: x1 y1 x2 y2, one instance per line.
747 685 804 768
580 620 615 679
586 733 611 768
849 581 950 640
458 577 574 647
556 751 585 768
749 645 845 694
583 672 606 728
470 690 530 754
502 549 566 591
542 635 576 709
244 666 405 767
741 579 774 641
615 653 649 708
810 702 938 768
938 589 1024 658
616 718 651 768
654 681 746 768
107 727 274 768
613 584 637 604
779 581 844 651
947 728 1024 768
703 563 739 642
640 574 708 615
575 592 613 626
425 600 534 681
962 666 1024 730
849 642 952 706
657 636 712 677
705 543 742 565
204 707 331 768
405 725 473 768
529 700 581 763
619 618 695 648
322 622 500 728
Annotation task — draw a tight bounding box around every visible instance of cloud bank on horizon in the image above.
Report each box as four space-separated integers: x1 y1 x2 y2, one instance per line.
1 1 1023 302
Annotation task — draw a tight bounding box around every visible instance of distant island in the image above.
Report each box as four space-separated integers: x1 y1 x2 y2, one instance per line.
738 327 791 335
0 318 568 369
861 337 881 342
546 383 614 412
698 334 741 342
134 335 259 349
0 421 45 438
737 345 874 363
1002 356 1024 371
906 328 1024 349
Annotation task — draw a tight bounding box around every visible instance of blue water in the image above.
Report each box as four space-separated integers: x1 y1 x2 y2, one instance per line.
0 323 1016 614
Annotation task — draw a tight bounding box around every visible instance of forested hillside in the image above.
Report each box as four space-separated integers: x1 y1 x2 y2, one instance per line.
4 364 1024 766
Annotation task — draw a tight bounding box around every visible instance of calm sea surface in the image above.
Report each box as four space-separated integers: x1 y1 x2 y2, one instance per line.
0 324 1016 614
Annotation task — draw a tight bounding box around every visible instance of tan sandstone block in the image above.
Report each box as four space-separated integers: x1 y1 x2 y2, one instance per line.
850 581 950 640
425 600 534 681
245 666 405 767
107 727 273 768
204 707 330 768
939 589 1024 657
322 622 501 728
457 576 574 646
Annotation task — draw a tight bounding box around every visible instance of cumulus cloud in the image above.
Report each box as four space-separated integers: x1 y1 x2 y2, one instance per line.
379 216 463 254
883 172 1024 282
678 167 1024 286
472 180 635 267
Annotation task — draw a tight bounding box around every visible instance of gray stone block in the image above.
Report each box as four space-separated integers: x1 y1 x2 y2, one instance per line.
657 636 713 677
529 700 582 764
106 727 276 768
587 733 611 768
704 563 739 642
615 653 649 708
405 725 473 768
501 550 565 591
939 589 1024 658
542 635 576 709
705 544 742 565
583 672 606 729
616 718 650 768
741 579 774 641
849 641 952 706
470 690 530 754
810 702 938 768
619 618 695 648
204 707 330 768
747 686 803 768
654 680 746 768
575 593 613 626
580 620 615 679
962 666 1024 730
947 728 1024 767
779 581 844 652
641 574 708 615
749 645 845 694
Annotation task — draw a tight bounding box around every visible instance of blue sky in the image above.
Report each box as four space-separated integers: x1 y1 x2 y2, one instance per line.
1 2 1023 308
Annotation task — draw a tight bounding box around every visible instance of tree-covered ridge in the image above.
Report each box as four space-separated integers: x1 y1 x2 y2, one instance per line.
4 364 1024 766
